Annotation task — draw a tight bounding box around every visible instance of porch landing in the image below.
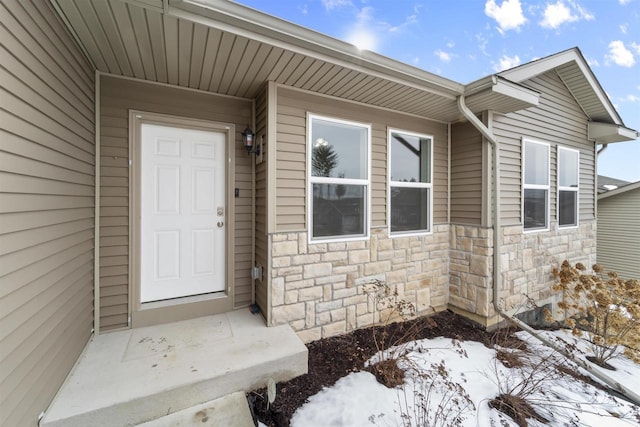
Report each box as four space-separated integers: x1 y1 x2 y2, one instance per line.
41 309 308 426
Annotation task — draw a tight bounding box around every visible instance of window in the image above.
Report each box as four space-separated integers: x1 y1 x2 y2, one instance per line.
522 140 550 231
308 115 370 241
388 129 432 235
558 147 579 227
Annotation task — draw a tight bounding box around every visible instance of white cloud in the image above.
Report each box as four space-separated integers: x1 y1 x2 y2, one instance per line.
493 54 521 71
606 40 635 67
620 24 628 34
345 7 377 51
586 56 600 67
321 0 351 10
434 50 452 63
619 0 632 4
631 42 640 55
485 0 527 34
625 94 640 102
540 0 594 29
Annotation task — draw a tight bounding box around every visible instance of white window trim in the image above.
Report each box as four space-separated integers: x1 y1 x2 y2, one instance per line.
557 146 580 229
522 139 550 233
387 128 433 237
307 113 371 244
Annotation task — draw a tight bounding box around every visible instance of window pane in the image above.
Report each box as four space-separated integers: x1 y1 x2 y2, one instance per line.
390 187 430 233
311 118 367 179
524 142 549 185
524 188 547 229
559 149 579 188
390 132 431 183
559 190 577 227
312 184 365 238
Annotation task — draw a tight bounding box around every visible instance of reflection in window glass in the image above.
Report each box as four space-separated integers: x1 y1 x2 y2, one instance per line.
389 130 432 235
312 184 365 237
311 119 367 179
390 133 431 183
523 140 549 231
558 190 577 227
524 142 550 186
558 147 579 227
309 115 369 241
390 187 430 233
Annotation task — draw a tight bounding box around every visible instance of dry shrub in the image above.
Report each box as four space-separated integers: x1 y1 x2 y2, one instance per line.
367 358 405 388
550 261 640 366
489 393 548 427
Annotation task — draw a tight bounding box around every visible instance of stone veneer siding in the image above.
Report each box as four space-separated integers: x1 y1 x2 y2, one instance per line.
448 220 597 324
269 226 450 342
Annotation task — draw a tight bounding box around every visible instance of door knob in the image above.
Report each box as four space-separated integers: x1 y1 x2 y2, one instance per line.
217 221 224 228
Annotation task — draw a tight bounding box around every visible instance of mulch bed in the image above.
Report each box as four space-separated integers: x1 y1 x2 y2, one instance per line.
247 310 523 426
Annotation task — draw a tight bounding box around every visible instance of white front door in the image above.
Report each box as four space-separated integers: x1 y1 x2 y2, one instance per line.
140 123 226 303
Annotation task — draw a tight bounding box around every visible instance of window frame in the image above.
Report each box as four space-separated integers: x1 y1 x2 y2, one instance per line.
557 146 580 229
522 139 550 233
306 113 371 243
387 128 433 237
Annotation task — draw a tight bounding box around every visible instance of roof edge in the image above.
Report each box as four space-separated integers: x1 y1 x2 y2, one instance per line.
589 122 640 144
598 181 640 200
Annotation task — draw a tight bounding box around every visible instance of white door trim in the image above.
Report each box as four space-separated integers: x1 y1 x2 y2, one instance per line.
129 110 235 328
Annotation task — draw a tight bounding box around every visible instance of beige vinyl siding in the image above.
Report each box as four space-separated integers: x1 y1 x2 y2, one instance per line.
0 1 95 426
254 85 269 316
99 76 253 330
597 189 640 280
275 87 449 232
451 120 483 225
492 71 594 226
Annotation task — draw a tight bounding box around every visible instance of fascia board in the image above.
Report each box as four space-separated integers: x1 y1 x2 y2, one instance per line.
589 122 640 143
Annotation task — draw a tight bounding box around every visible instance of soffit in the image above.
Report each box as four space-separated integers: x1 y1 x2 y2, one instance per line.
53 0 468 122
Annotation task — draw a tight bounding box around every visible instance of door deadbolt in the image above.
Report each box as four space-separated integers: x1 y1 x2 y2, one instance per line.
217 207 224 216
217 221 224 228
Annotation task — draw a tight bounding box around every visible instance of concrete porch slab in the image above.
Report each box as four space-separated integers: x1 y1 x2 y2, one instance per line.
41 310 307 427
138 392 254 427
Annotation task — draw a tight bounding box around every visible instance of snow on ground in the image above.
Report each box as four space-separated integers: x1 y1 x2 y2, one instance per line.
291 332 640 426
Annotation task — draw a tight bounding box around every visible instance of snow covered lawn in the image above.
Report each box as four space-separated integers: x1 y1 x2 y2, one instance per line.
289 329 640 426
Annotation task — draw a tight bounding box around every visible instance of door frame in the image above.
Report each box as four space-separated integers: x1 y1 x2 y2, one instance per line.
129 110 235 328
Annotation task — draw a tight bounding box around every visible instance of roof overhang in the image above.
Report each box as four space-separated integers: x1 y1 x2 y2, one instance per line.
51 0 543 123
598 181 640 200
588 122 640 144
464 75 540 115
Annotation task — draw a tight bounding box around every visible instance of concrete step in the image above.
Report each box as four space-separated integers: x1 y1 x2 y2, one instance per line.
41 310 307 427
137 392 254 427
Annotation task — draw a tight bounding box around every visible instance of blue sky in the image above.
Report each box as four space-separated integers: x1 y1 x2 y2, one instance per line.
236 0 640 182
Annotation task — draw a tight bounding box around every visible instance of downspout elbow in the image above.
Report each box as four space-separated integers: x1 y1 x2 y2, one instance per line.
596 143 608 156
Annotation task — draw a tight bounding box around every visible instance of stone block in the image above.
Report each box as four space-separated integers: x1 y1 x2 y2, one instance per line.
305 301 316 328
271 303 305 324
308 243 328 254
299 286 324 301
330 308 346 322
303 262 333 278
273 240 298 256
347 240 367 250
272 277 285 306
416 287 431 312
297 327 321 343
291 253 322 265
272 257 291 268
349 249 370 264
364 261 391 275
347 306 357 330
322 321 346 338
285 290 298 304
333 287 357 299
298 233 308 255
286 278 315 290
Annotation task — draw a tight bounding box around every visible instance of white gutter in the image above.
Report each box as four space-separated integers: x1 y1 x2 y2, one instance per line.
456 94 640 406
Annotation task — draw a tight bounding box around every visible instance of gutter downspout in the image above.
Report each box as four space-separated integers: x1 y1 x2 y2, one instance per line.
596 143 608 156
456 95 640 406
